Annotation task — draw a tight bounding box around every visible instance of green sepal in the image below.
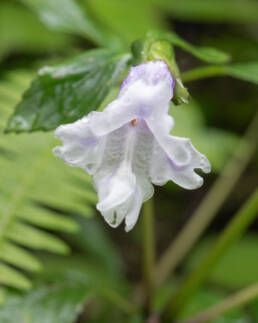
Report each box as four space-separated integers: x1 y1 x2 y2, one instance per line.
131 33 189 105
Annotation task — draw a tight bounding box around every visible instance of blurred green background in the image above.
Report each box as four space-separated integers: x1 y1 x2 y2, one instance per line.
0 0 258 322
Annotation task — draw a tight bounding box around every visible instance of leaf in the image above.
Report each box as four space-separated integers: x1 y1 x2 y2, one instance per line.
6 222 69 254
21 0 123 48
157 0 258 23
0 264 31 291
225 62 258 84
147 30 230 64
0 1 72 59
0 2 72 61
185 234 258 289
0 70 97 290
6 49 131 133
182 62 258 85
0 282 91 323
0 242 42 272
35 254 136 317
164 30 230 64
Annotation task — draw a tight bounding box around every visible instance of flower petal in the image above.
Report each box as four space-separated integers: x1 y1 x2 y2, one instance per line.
96 163 136 213
125 188 143 232
150 135 211 189
53 117 105 174
89 61 174 137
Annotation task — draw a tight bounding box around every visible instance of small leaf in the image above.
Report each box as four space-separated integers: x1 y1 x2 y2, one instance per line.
0 282 92 323
181 62 258 84
163 30 230 64
18 204 79 233
6 222 70 254
225 62 258 84
20 0 122 48
0 242 42 272
6 49 131 133
0 263 31 290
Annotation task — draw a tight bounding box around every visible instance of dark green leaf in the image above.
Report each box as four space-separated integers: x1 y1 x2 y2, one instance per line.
0 282 91 323
6 49 131 133
21 0 122 48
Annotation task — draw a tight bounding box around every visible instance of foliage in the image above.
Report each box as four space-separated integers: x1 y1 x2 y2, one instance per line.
6 50 131 132
0 282 91 323
20 0 123 49
0 70 96 291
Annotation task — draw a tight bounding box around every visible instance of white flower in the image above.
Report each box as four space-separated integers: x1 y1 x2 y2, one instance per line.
53 61 211 232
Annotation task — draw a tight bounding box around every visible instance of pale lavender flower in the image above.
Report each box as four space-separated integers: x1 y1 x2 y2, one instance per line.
53 61 211 231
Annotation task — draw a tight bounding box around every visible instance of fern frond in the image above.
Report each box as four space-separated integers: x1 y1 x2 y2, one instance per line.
0 70 97 290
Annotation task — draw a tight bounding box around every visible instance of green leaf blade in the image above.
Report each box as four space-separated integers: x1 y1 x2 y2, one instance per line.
0 263 32 290
164 31 230 64
6 222 70 254
0 242 42 272
225 62 258 84
18 204 79 233
0 282 92 323
0 70 97 291
6 49 131 133
20 0 122 48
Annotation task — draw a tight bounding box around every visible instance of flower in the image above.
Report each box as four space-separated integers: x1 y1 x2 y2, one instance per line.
53 61 211 232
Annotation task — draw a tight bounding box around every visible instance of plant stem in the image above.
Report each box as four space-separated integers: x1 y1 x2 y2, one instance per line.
181 65 226 82
142 198 156 312
165 188 258 319
181 282 258 323
154 112 258 287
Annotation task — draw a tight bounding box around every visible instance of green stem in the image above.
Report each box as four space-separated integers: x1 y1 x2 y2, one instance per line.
154 112 258 288
181 65 227 82
142 198 156 312
165 188 258 319
181 282 258 323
